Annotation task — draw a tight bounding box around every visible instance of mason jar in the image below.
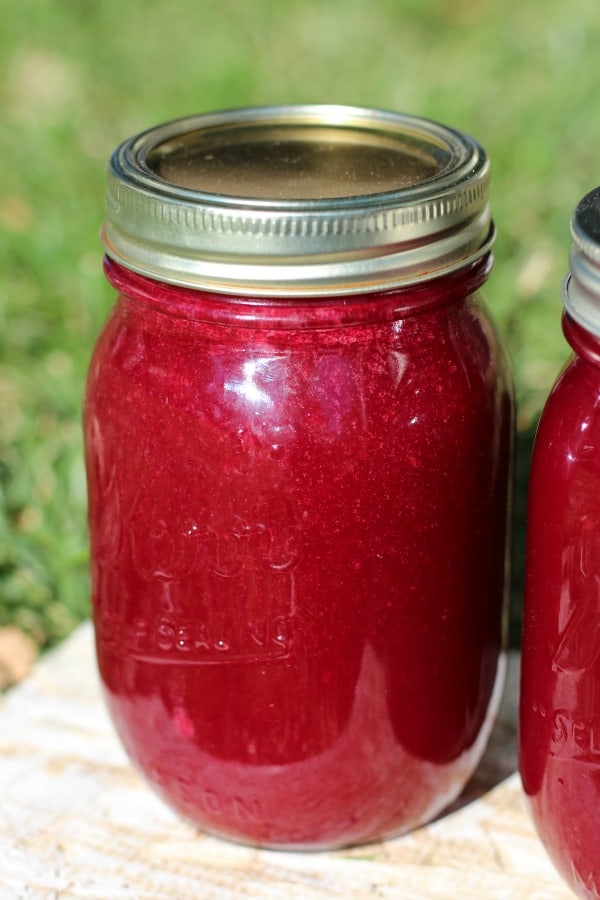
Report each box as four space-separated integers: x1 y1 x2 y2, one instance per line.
521 187 600 897
85 105 513 849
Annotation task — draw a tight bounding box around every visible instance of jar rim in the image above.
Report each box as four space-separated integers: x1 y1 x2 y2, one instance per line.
104 253 493 330
102 104 493 297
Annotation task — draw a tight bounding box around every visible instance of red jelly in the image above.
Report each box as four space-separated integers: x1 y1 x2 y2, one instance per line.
520 187 600 897
85 106 513 849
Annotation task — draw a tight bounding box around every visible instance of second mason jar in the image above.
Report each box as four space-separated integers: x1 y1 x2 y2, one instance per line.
520 187 600 898
85 105 513 849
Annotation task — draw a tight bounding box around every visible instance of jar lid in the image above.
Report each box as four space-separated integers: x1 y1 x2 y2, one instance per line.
563 186 600 335
102 105 494 296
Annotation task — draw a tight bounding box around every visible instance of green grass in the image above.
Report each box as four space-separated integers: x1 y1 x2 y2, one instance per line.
1 0 599 646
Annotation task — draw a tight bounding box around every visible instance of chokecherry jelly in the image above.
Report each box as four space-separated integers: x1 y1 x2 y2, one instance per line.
521 186 600 897
85 106 513 849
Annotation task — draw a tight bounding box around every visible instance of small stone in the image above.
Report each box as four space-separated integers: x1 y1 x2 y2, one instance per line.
0 627 38 690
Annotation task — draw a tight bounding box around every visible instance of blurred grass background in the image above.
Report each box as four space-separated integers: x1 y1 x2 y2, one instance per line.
1 0 599 648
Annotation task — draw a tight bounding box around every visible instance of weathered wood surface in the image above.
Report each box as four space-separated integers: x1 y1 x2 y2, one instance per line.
0 625 570 899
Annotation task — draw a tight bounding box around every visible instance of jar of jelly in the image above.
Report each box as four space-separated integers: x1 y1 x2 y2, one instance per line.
85 105 513 849
520 187 600 897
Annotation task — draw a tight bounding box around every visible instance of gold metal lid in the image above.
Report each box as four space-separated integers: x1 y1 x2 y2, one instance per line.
102 105 494 296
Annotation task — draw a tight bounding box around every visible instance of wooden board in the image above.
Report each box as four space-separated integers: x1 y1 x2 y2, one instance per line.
0 625 571 899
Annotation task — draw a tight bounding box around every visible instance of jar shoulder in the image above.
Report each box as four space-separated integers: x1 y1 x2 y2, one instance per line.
84 292 511 421
531 355 600 477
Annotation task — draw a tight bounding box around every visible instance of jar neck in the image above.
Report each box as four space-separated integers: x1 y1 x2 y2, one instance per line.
103 254 492 330
562 312 600 367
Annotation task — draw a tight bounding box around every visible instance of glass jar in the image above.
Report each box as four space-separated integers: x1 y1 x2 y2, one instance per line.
85 105 513 849
520 187 600 897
